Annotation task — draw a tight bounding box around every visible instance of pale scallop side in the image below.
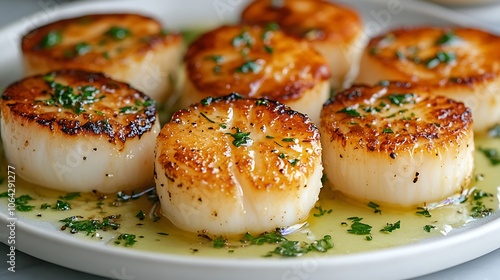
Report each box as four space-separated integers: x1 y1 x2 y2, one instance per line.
21 13 183 102
181 24 330 124
0 69 160 193
320 82 474 207
155 94 323 236
356 27 500 133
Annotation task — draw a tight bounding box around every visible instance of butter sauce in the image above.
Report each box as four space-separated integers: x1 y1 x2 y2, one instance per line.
0 134 498 258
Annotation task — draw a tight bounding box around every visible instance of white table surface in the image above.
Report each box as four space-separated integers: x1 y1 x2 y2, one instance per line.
1 0 500 279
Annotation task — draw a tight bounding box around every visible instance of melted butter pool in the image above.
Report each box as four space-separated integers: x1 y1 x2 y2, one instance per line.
0 134 499 259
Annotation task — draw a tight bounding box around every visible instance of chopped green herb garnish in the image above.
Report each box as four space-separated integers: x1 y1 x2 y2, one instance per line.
40 77 103 114
426 51 456 69
367 201 381 214
470 201 493 218
266 135 274 139
309 235 334 253
262 22 279 41
116 233 137 246
119 106 138 114
136 210 145 220
268 235 334 257
213 236 227 248
14 195 35 212
436 31 460 45
264 45 274 54
53 200 71 211
200 112 215 123
40 203 51 209
380 221 400 233
60 215 120 235
387 93 415 106
416 207 431 217
201 96 214 106
40 30 62 48
235 60 262 74
479 147 500 165
423 225 436 232
265 22 279 32
256 99 269 106
242 232 286 245
347 217 372 236
313 206 333 217
75 42 91 56
60 192 81 200
337 107 361 117
472 189 492 200
487 124 500 138
105 26 131 40
363 106 381 113
288 158 299 166
282 138 295 143
226 127 252 147
232 31 254 48
382 128 394 134
395 50 405 60
207 55 223 64
219 123 227 129
271 240 310 257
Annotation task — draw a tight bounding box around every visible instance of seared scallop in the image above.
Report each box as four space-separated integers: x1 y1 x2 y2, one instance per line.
1 69 160 193
21 13 183 102
356 27 500 133
155 93 322 235
182 24 330 124
320 82 474 207
241 0 365 88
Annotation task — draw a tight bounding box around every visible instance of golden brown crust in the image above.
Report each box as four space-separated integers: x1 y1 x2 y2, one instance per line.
365 27 500 86
241 0 362 44
156 93 321 194
184 24 330 101
21 13 181 72
1 69 157 145
320 82 473 153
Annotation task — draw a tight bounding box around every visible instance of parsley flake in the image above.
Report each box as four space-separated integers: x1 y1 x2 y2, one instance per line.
40 30 62 48
387 93 416 106
136 210 145 220
60 215 120 235
368 201 381 214
416 207 431 217
346 217 372 236
105 26 131 40
380 221 400 233
115 233 137 246
337 107 361 117
226 127 252 147
479 147 500 165
423 225 436 233
313 206 333 217
235 60 262 74
213 236 227 248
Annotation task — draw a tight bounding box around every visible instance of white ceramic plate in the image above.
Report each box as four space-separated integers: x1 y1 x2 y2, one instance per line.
1 1 500 280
